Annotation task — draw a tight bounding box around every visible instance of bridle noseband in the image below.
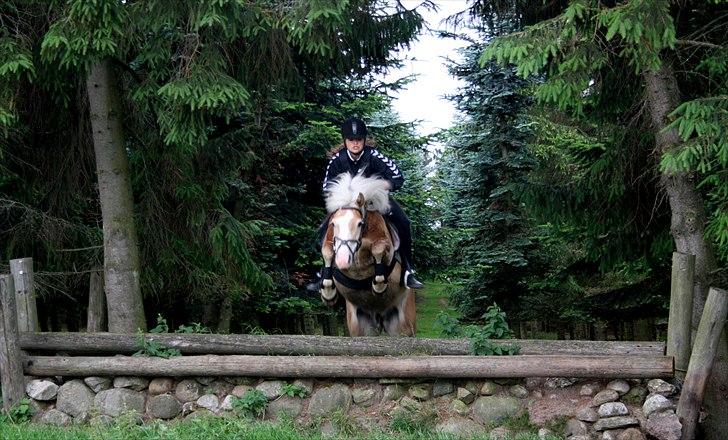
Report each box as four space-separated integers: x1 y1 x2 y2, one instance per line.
332 206 368 256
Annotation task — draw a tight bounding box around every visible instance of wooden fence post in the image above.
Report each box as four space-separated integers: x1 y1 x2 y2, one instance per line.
667 252 695 379
9 258 39 332
0 274 26 412
677 287 728 440
87 270 106 332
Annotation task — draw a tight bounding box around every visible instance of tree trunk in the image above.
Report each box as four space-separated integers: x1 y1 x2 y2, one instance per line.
86 60 146 333
644 62 726 440
216 296 232 334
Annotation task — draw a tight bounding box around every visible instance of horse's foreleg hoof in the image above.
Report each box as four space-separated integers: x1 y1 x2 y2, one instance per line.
320 279 337 306
372 275 388 294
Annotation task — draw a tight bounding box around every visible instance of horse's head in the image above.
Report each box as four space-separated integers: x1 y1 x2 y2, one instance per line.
330 193 367 270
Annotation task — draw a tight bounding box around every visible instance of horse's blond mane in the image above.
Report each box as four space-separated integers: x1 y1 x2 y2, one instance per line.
325 173 391 214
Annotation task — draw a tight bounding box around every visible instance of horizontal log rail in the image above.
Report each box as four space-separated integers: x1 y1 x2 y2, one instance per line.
23 354 674 378
20 332 666 356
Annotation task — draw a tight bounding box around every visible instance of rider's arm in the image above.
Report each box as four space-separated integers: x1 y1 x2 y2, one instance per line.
370 149 404 191
322 151 343 192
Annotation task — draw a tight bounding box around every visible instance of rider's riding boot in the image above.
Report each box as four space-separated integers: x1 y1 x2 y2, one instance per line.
305 270 322 293
404 266 424 289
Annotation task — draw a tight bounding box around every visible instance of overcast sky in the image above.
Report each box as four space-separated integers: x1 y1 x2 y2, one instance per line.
383 1 474 137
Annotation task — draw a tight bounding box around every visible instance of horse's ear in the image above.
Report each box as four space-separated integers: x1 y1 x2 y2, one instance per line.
356 193 365 208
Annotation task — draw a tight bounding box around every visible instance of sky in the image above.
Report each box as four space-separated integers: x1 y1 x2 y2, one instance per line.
383 1 474 137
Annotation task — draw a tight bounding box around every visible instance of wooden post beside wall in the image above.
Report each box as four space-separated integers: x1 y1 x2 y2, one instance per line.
667 252 695 379
677 287 728 440
87 270 106 332
9 257 39 332
0 274 26 412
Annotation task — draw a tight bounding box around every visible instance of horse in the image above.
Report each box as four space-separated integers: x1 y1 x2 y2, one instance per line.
319 173 416 336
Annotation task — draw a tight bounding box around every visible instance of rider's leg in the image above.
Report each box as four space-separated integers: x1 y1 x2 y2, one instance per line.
388 200 424 289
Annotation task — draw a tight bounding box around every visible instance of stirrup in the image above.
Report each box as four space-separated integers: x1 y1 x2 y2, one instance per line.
404 270 424 289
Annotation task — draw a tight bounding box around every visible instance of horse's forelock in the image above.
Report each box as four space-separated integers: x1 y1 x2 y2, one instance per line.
325 174 391 214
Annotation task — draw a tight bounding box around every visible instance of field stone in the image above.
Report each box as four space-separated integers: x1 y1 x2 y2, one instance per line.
480 381 499 396
489 426 512 440
148 378 175 396
352 388 376 406
471 396 522 425
598 402 629 417
432 381 454 397
196 394 219 412
84 377 112 393
39 409 72 427
457 387 475 404
231 385 252 398
622 385 648 404
399 396 422 412
591 389 620 407
544 377 577 388
95 388 145 417
195 377 215 386
617 428 647 440
113 377 149 391
643 394 674 417
607 380 631 395
593 416 639 431
89 415 114 427
464 381 480 394
509 385 528 398
223 377 254 385
565 418 589 436
185 409 213 420
256 380 284 400
383 384 405 401
308 384 351 417
181 401 198 416
26 379 59 401
175 379 203 403
220 395 235 411
265 396 303 420
147 394 181 419
451 399 469 416
292 379 313 395
203 380 233 397
409 384 431 401
580 383 601 396
434 417 483 437
602 430 624 440
537 427 554 439
56 379 95 418
525 377 543 390
576 406 599 422
647 379 676 397
643 410 681 440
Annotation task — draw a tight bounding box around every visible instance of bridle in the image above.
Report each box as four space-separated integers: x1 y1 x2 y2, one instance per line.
332 206 368 256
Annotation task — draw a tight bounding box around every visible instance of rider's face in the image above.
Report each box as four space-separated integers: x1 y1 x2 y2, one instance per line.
345 138 365 155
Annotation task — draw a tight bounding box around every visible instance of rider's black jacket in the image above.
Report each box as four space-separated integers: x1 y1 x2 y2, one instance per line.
322 146 404 193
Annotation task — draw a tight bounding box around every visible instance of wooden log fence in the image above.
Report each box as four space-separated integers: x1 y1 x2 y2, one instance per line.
19 332 666 356
667 251 695 379
0 275 26 412
10 258 39 332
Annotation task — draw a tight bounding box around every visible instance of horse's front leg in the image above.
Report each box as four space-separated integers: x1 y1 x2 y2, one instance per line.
370 240 391 294
320 225 337 306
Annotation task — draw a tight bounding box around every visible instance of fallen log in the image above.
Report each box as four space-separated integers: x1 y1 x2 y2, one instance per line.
23 354 674 378
20 332 666 356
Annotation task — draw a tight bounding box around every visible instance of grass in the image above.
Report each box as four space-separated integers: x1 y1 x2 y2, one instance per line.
415 280 459 338
0 413 554 440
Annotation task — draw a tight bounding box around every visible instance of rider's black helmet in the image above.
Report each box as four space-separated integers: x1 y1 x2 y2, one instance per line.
341 117 367 140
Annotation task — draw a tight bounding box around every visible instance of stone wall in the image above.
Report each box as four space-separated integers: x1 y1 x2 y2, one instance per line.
24 375 681 439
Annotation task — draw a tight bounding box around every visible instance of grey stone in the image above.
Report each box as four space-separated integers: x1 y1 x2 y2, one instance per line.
434 417 483 437
383 384 405 401
457 387 475 404
292 379 313 395
544 377 577 388
525 377 543 390
580 383 601 396
451 399 469 416
607 379 630 395
255 380 284 400
565 418 589 436
94 388 146 417
399 396 422 412
471 396 522 425
181 401 198 416
622 385 648 404
40 409 72 427
175 379 203 403
320 420 337 438
308 384 351 417
56 379 95 418
644 410 681 440
603 430 623 440
570 436 592 440
195 376 215 385
409 384 431 401
223 377 254 385
148 378 175 395
598 402 629 417
113 377 149 391
84 376 112 393
532 390 543 398
352 388 376 406
432 381 454 397
617 428 647 440
26 379 59 401
220 395 235 411
577 406 599 422
647 379 676 397
643 394 674 417
489 426 512 440
593 416 639 431
464 381 480 394
196 394 219 412
185 409 213 420
591 389 620 406
147 394 181 419
480 381 499 396
231 385 252 397
89 415 114 427
538 427 554 439
203 380 233 397
509 384 529 398
265 396 303 420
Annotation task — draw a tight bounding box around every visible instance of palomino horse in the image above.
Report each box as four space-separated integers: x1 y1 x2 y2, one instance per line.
320 173 416 336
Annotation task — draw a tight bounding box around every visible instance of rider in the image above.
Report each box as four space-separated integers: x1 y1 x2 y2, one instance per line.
315 116 424 290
